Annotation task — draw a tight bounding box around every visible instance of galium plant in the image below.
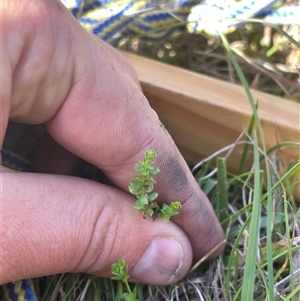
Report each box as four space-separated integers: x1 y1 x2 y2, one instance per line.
111 259 137 301
129 149 182 222
110 150 183 301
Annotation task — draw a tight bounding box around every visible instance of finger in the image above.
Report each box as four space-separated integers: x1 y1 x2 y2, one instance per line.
46 44 225 259
1 0 75 127
1 167 192 285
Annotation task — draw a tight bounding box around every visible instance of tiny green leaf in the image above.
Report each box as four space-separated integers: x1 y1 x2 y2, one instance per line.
111 258 138 301
145 184 154 193
129 181 143 188
148 192 158 201
123 293 135 301
158 201 182 222
111 258 128 281
145 149 156 160
170 201 182 211
145 208 154 216
128 186 140 195
134 200 147 211
148 167 160 175
137 195 148 204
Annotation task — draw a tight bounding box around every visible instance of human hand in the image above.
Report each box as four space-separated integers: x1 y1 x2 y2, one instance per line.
1 0 224 286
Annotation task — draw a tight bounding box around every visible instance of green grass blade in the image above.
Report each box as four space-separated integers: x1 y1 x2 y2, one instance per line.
226 212 251 301
237 104 257 176
216 157 229 230
219 31 276 300
241 131 261 300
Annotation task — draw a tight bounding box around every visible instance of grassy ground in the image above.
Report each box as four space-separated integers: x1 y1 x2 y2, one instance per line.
8 3 300 301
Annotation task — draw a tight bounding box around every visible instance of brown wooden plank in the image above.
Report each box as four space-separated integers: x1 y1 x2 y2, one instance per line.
123 52 300 200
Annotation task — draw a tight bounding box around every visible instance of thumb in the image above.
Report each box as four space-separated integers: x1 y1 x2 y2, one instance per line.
1 168 192 285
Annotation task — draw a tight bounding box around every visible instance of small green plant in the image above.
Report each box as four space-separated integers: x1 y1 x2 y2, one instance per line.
129 149 182 222
111 258 137 301
110 151 182 300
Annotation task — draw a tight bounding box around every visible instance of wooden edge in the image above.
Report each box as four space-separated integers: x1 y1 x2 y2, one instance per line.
122 52 300 201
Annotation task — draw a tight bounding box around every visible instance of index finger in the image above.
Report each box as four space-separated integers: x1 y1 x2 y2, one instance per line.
46 40 224 260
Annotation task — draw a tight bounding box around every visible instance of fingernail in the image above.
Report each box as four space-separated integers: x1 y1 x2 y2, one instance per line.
131 237 183 285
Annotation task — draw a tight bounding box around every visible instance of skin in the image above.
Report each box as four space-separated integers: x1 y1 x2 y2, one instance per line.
0 0 225 286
